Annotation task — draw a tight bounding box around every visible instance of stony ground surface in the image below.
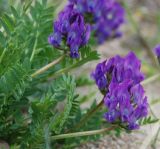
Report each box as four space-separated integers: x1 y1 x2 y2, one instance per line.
76 132 149 149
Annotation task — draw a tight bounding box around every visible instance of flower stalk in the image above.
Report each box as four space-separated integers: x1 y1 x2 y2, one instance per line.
48 57 88 80
123 2 158 68
52 126 117 140
30 30 39 62
31 54 65 78
48 64 76 80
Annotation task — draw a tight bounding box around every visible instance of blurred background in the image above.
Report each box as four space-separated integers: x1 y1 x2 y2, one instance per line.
0 0 160 148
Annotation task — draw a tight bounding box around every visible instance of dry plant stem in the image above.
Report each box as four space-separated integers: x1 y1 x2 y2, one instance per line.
138 34 158 68
123 2 158 68
52 126 117 140
141 73 160 86
151 126 160 149
31 55 65 78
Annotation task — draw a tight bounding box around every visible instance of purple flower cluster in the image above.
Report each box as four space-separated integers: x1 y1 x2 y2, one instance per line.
92 52 144 92
70 0 125 43
92 52 148 130
48 4 91 58
48 0 125 58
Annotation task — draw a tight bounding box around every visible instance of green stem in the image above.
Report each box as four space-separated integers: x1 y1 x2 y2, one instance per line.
31 55 65 78
149 105 157 119
30 31 39 62
48 54 97 81
48 65 75 81
48 62 80 80
151 126 160 149
52 126 117 140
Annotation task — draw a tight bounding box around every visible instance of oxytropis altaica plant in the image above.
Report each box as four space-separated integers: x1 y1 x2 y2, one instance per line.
0 0 160 148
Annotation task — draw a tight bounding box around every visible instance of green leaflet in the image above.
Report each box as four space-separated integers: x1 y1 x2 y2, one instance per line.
24 75 77 148
0 31 5 47
3 14 15 31
63 100 105 149
0 63 31 101
139 116 159 125
10 6 19 18
51 75 77 134
0 18 11 35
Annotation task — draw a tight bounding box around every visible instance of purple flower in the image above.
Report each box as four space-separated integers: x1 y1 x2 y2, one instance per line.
91 52 144 92
104 109 119 123
48 4 91 58
48 32 62 47
153 44 160 57
70 0 125 44
104 81 148 130
92 52 148 130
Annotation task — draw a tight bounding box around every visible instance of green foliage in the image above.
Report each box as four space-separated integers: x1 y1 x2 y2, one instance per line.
0 1 99 145
0 0 80 147
139 116 159 125
1 0 159 148
61 100 107 149
20 75 79 148
76 76 94 87
82 101 104 131
51 75 77 134
0 61 31 144
0 63 31 96
0 0 58 75
79 92 96 104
